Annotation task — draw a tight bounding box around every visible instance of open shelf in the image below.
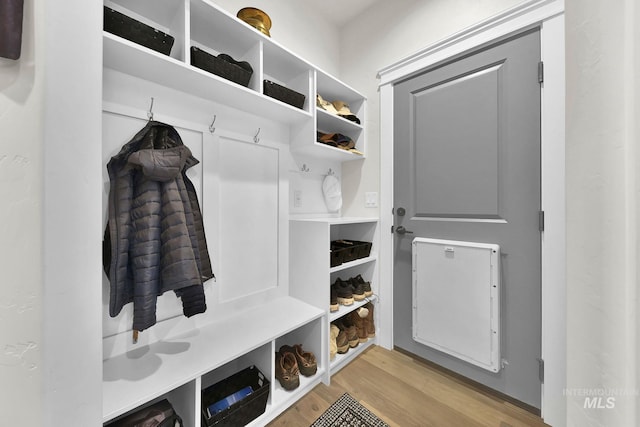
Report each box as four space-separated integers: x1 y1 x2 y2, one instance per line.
103 33 312 125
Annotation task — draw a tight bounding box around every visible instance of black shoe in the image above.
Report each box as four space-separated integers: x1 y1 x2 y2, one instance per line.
352 274 372 297
348 277 365 301
334 278 354 305
330 284 339 312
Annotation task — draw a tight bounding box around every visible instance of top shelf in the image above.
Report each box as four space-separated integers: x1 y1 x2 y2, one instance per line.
103 33 313 125
103 0 366 161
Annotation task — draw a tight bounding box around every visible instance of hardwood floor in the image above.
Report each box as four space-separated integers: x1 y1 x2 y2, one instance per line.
267 346 550 427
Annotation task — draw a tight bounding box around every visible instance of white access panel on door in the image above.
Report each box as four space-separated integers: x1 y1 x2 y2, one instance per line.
412 238 501 372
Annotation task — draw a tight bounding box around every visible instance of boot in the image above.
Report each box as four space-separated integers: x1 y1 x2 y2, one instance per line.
332 322 349 354
350 310 368 344
364 302 375 338
330 323 339 360
339 316 359 348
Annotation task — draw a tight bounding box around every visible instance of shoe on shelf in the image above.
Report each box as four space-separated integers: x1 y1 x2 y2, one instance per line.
334 278 354 306
352 274 373 297
332 322 350 354
337 316 359 348
348 277 365 301
275 350 300 390
280 344 317 377
317 94 339 115
350 310 368 344
330 284 339 312
356 306 369 318
330 323 340 360
364 302 375 338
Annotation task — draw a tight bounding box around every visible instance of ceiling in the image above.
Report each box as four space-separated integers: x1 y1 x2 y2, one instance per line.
309 0 384 27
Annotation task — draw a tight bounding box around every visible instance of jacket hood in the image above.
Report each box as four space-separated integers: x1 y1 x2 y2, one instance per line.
127 146 194 182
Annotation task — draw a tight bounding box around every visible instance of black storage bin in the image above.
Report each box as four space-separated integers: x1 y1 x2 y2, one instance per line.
201 365 269 427
190 47 253 87
104 7 174 56
350 240 373 259
106 399 183 427
331 240 358 263
263 80 306 109
330 249 343 267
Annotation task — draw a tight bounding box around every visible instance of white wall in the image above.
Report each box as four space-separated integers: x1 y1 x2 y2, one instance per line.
0 0 42 424
565 0 640 425
210 0 341 77
338 0 524 216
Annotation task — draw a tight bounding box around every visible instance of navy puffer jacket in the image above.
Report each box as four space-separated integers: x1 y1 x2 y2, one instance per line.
104 121 214 331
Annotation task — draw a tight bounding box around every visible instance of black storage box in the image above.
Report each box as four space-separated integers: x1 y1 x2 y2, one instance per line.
331 240 372 265
350 240 373 259
331 240 358 264
263 80 306 109
104 7 174 56
201 365 269 427
191 47 253 87
330 249 344 267
106 399 183 427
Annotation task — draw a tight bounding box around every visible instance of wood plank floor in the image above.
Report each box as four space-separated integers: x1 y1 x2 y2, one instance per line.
267 346 550 427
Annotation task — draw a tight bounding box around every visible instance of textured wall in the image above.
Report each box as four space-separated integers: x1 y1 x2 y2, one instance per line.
565 0 640 425
0 0 42 424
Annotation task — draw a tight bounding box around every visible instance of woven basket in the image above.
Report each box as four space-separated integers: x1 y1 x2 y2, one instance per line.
103 7 174 56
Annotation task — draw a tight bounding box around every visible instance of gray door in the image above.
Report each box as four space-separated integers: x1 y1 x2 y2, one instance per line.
393 29 542 409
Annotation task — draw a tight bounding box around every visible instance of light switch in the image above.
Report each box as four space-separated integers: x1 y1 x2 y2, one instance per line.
365 192 378 208
294 190 302 208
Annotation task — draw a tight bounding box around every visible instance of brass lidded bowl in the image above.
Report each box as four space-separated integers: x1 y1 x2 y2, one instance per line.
237 7 272 37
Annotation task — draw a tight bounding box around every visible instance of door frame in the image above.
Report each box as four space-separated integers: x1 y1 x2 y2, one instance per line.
377 1 565 425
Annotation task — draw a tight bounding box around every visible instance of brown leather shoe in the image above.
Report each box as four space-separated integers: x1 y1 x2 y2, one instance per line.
364 302 375 338
336 316 359 348
275 350 299 390
280 344 317 377
331 322 350 354
350 311 368 344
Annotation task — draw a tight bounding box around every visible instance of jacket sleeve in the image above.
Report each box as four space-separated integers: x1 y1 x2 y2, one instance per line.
130 174 162 331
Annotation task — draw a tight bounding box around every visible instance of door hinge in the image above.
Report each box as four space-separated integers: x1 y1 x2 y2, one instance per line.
537 357 545 383
539 210 545 232
538 61 544 84
391 225 395 234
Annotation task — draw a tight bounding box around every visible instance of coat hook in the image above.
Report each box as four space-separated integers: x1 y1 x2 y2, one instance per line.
327 168 335 176
254 128 261 143
209 115 217 133
301 164 310 172
147 97 154 121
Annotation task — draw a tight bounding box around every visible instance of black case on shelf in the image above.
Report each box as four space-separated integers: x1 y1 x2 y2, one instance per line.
331 240 372 266
263 80 306 109
190 47 253 87
104 6 174 56
201 365 270 427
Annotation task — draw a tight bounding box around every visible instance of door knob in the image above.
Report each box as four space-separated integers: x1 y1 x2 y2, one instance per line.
395 226 414 235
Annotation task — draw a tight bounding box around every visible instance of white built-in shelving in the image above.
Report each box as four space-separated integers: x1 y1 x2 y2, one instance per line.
290 217 379 379
101 0 369 423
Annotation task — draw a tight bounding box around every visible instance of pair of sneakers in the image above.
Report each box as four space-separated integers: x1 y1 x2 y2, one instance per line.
330 275 373 311
275 344 317 391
